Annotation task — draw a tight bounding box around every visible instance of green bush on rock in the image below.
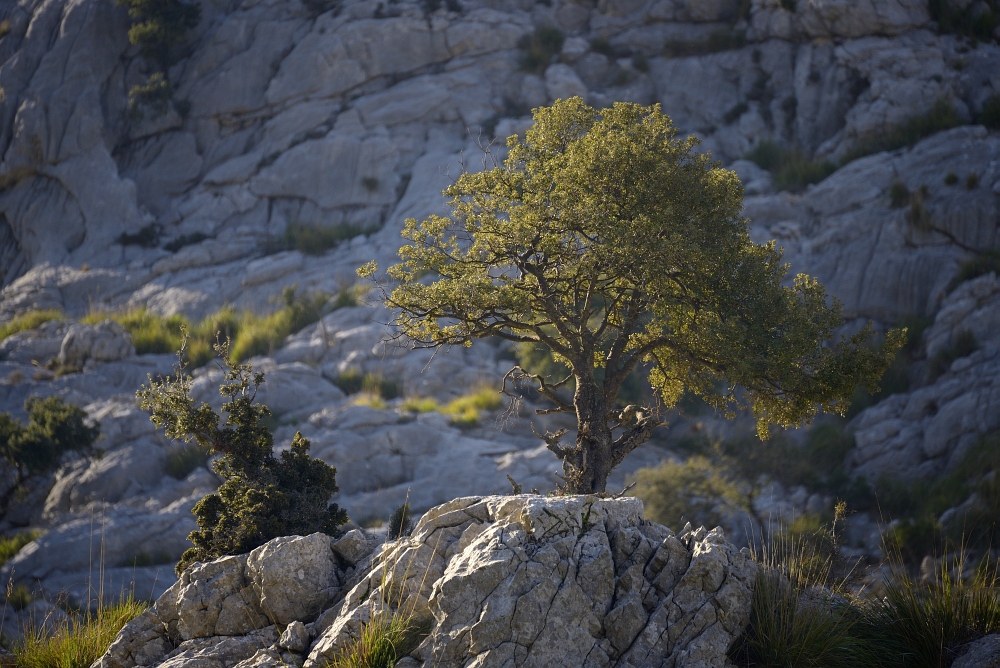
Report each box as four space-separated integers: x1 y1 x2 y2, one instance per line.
137 336 348 575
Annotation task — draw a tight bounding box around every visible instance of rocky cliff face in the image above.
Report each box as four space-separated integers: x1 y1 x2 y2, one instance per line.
0 0 998 614
95 496 756 668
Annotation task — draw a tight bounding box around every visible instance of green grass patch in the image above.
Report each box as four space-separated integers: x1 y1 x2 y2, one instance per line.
400 397 439 413
164 443 211 479
12 595 147 668
519 27 564 73
442 387 503 427
745 141 836 193
842 99 962 164
265 221 378 257
327 610 429 668
0 310 63 341
0 530 44 566
83 308 188 356
334 370 400 400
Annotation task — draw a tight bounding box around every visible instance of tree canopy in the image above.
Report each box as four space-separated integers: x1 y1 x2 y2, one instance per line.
360 97 903 494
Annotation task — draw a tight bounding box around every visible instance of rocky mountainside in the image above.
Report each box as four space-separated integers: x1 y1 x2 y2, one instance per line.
0 0 998 615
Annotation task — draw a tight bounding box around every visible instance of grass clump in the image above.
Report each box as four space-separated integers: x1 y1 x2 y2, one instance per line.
164 442 211 479
12 595 147 668
334 370 400 400
442 387 503 427
327 610 427 668
944 171 958 185
84 308 187 356
664 28 746 57
745 141 836 192
0 530 44 566
400 397 438 413
949 250 1000 292
266 221 377 257
843 100 962 163
0 309 63 341
228 287 329 361
979 93 1000 129
519 27 564 73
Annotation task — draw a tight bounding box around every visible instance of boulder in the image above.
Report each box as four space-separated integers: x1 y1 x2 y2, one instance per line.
57 320 134 368
94 496 758 668
953 634 1000 668
924 273 1000 360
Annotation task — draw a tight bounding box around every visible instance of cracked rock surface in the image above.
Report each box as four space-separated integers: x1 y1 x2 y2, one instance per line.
96 496 755 668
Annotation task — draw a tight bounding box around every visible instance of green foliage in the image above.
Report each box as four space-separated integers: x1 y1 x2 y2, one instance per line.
228 287 329 361
929 0 998 41
84 308 187 355
387 503 413 540
12 595 147 668
519 27 564 73
664 28 746 57
0 309 63 341
266 221 378 256
0 397 99 487
333 370 399 400
117 0 201 66
164 442 211 479
632 456 746 531
745 140 836 192
0 530 43 566
127 73 172 118
944 171 959 185
365 98 902 494
6 584 34 611
843 100 962 163
846 316 930 418
980 94 1000 129
327 611 428 668
400 397 438 413
928 329 977 380
137 338 348 575
442 387 504 427
859 558 1000 668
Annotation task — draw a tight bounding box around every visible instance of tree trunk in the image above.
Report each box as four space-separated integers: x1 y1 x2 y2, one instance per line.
560 378 616 494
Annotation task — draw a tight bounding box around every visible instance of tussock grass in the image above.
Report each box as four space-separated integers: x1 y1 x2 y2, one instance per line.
745 141 836 193
12 596 147 668
843 100 962 164
327 611 427 668
0 310 63 342
0 530 43 566
400 397 438 413
266 222 377 257
335 371 400 400
442 387 503 427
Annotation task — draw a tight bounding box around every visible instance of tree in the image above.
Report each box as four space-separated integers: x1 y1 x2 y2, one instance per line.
360 98 904 495
0 397 100 510
137 335 348 574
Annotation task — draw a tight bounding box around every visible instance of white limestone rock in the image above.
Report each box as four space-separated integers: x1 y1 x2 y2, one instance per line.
58 321 135 368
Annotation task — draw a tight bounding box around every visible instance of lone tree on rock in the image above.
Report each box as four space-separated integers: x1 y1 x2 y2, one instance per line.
360 98 903 495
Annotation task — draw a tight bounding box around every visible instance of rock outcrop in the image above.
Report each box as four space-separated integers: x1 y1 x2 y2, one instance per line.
96 496 755 668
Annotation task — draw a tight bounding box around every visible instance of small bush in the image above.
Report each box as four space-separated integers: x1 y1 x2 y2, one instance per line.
0 309 63 341
966 172 980 189
387 503 413 539
163 231 210 252
980 94 1000 129
117 0 201 66
745 141 836 192
116 222 161 248
442 387 503 427
128 73 172 118
664 28 745 57
944 171 958 185
0 530 43 566
948 251 1000 292
137 338 348 575
519 27 564 73
164 442 210 479
928 329 977 380
843 99 961 163
13 595 147 668
632 457 746 531
267 221 377 256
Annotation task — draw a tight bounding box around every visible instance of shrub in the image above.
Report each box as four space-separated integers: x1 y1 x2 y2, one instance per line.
967 172 979 189
0 530 43 566
137 338 348 575
0 309 63 341
980 94 1000 129
745 141 836 192
519 27 564 73
13 595 147 668
387 503 413 539
944 171 958 185
0 397 99 499
164 442 210 479
664 28 746 57
116 0 201 66
632 457 746 531
843 100 962 163
116 222 161 247
266 221 377 256
127 73 172 118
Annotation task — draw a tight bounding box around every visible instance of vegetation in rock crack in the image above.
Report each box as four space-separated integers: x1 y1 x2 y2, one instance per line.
360 98 903 494
327 610 428 668
518 27 564 73
0 529 44 566
137 336 348 575
745 140 836 193
0 397 99 512
264 221 379 256
842 99 962 164
86 285 345 366
12 595 147 668
0 309 63 342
